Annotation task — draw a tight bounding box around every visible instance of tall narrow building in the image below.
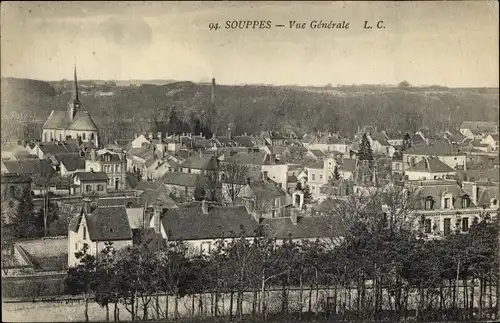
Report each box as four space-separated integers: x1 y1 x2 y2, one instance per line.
42 65 100 147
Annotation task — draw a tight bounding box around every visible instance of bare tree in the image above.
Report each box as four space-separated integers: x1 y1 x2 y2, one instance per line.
221 162 249 205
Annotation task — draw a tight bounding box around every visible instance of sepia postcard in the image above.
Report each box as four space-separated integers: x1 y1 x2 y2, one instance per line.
1 1 499 322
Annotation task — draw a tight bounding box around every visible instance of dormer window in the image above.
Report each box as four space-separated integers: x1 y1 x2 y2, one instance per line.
462 195 471 208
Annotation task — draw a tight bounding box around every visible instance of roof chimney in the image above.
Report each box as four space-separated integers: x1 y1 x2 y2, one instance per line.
148 132 153 140
246 177 251 185
157 132 162 141
262 171 268 182
201 200 209 214
291 212 300 225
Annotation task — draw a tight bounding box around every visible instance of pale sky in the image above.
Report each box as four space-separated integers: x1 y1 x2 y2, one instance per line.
1 1 498 87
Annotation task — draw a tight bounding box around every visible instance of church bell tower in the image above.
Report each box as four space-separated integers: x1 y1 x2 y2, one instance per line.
67 63 81 121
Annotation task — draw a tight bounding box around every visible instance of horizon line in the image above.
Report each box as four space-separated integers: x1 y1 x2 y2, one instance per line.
1 76 499 89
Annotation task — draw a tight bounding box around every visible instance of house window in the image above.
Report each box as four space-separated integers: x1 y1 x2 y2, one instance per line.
85 185 92 192
444 218 451 236
312 174 316 180
83 226 87 240
319 174 323 180
82 133 86 140
424 196 434 210
97 185 104 191
115 165 119 172
91 133 95 141
462 217 469 232
462 195 471 208
444 198 451 209
424 219 432 233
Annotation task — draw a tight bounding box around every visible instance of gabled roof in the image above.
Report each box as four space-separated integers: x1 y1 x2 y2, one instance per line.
338 158 357 172
74 171 108 182
460 121 498 132
68 111 99 131
127 147 155 160
2 159 55 179
406 157 455 173
223 151 268 166
405 143 465 156
245 179 286 199
0 173 32 184
161 203 260 240
262 216 344 240
38 142 81 157
160 171 200 187
58 154 86 171
409 181 475 210
233 136 255 148
70 206 133 241
43 110 98 131
180 154 218 170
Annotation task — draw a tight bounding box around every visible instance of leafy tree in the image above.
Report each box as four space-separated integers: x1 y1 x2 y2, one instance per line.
402 132 412 151
398 80 411 88
358 133 374 162
333 165 341 180
303 185 313 205
65 243 97 322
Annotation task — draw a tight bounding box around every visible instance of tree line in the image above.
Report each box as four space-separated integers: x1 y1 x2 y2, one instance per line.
65 209 499 322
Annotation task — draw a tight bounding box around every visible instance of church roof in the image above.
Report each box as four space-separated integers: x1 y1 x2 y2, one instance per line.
68 111 99 131
43 110 98 131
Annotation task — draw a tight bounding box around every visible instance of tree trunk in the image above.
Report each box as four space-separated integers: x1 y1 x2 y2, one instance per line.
261 277 266 321
174 297 179 321
299 274 303 320
308 284 313 313
229 291 234 319
192 294 196 318
106 303 110 321
156 295 160 320
114 302 119 322
84 294 89 323
471 276 475 319
165 294 169 320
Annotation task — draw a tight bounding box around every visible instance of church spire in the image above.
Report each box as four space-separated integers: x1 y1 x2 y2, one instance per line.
68 61 81 121
72 60 79 102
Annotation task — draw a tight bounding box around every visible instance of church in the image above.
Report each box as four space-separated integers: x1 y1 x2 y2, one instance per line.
41 66 100 147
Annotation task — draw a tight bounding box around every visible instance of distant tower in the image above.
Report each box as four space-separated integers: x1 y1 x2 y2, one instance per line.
68 63 81 121
211 77 216 106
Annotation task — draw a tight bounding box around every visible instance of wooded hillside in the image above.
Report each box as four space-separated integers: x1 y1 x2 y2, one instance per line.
1 77 498 144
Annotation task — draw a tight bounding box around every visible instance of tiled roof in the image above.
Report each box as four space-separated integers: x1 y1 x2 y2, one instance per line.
460 121 498 132
308 160 324 169
0 173 32 184
405 143 465 156
161 171 200 187
87 206 133 241
58 154 86 171
97 197 143 208
75 171 108 182
161 203 260 240
38 142 81 157
233 136 255 148
406 157 455 173
180 154 218 170
127 147 155 160
2 159 55 179
309 150 325 158
338 158 357 172
43 110 98 131
246 179 285 199
410 182 475 210
223 151 268 166
262 216 344 240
